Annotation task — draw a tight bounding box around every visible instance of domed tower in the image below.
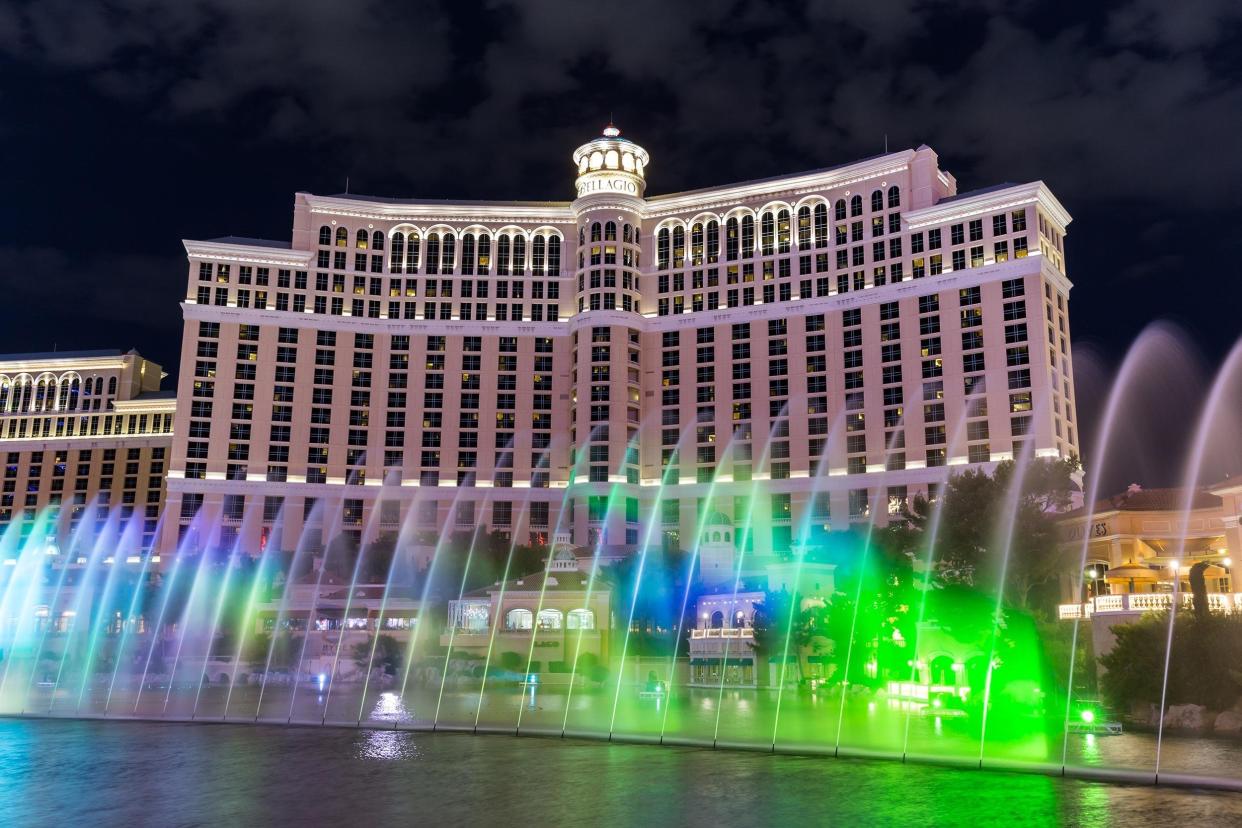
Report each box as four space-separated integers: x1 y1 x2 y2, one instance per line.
698 511 737 587
569 125 649 551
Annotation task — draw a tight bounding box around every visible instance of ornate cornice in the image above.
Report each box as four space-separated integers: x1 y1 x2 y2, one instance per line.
642 152 916 218
182 241 313 266
904 182 1072 230
302 194 576 226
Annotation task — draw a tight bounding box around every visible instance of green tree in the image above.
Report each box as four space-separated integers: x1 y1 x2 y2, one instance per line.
1100 612 1242 712
897 456 1081 611
601 545 689 657
352 634 403 676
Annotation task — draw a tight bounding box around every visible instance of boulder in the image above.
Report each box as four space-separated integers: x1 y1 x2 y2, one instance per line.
1214 710 1242 734
1163 703 1210 732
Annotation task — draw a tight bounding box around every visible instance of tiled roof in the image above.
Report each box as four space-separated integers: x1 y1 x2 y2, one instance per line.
1063 487 1222 518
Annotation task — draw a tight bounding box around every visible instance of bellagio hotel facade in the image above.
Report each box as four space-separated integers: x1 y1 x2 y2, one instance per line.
160 126 1078 559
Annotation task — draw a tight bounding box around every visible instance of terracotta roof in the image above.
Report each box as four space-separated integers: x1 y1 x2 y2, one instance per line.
1062 486 1222 519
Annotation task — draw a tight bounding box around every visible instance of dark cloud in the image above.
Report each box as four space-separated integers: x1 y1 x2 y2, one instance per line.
0 0 1239 485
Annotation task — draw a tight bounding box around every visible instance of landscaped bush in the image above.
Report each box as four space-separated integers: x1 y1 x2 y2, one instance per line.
1100 611 1242 712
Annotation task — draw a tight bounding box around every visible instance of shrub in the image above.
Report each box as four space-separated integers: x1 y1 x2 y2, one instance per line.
1100 611 1242 711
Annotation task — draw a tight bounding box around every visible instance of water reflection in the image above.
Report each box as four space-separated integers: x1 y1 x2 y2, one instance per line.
357 730 420 761
368 691 412 724
2 720 1240 826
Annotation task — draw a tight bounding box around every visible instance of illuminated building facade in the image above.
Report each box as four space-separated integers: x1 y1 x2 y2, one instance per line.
162 125 1078 559
0 349 174 553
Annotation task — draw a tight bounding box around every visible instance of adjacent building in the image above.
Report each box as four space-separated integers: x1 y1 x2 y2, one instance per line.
1057 482 1241 620
162 125 1079 561
0 349 174 555
1055 481 1242 662
443 532 612 675
689 512 836 687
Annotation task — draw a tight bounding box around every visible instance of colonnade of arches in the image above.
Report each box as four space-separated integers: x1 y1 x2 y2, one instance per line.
502 607 596 631
654 186 902 269
318 224 564 277
0 372 115 414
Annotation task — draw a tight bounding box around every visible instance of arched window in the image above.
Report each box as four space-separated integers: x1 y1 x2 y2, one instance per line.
66 377 80 411
604 221 616 241
390 232 405 272
706 220 719 264
355 229 369 249
797 206 811 248
0 382 8 413
741 215 755 257
777 209 791 253
440 232 455 274
547 236 561 274
371 230 384 251
814 203 828 249
850 195 862 217
711 531 721 542
710 611 724 628
887 185 900 208
335 227 348 247
426 234 440 275
725 217 739 261
690 222 704 266
532 236 546 276
406 232 421 273
505 608 533 630
834 199 847 221
461 233 476 275
760 212 774 255
34 377 51 412
567 608 595 630
536 608 563 630
318 226 332 246
671 225 685 264
930 655 955 685
591 222 602 242
107 376 117 397
657 228 670 270
477 234 491 275
733 610 746 628
623 224 632 244
870 190 884 212
579 227 585 246
497 235 511 276
513 235 526 274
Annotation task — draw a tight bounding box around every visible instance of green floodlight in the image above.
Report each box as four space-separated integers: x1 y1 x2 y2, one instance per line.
1080 709 1096 724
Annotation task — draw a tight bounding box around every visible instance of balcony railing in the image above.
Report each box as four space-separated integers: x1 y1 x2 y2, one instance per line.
691 627 754 639
1058 592 1242 620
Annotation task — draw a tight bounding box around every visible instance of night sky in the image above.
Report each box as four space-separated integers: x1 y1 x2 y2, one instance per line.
2 0 1239 488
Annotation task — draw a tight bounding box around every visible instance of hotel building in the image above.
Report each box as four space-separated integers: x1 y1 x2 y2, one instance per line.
0 349 174 553
162 125 1078 560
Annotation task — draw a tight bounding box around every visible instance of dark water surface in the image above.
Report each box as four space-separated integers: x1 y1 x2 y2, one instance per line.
1 719 1240 827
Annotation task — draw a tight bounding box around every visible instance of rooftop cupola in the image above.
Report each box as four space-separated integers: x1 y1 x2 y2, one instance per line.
572 123 650 199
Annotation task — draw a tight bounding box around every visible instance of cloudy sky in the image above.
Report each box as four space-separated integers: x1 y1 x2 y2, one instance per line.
1 0 1239 484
